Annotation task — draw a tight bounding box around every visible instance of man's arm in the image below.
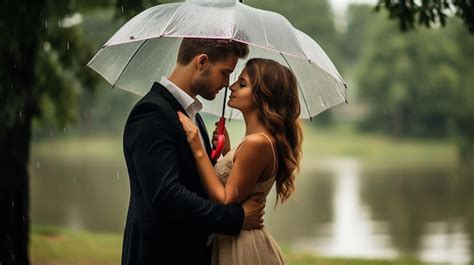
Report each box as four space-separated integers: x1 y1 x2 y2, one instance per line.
127 105 243 235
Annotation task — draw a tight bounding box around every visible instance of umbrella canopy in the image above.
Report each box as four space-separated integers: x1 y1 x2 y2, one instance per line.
87 0 347 119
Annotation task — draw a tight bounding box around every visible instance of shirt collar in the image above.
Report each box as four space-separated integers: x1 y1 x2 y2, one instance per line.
160 77 202 115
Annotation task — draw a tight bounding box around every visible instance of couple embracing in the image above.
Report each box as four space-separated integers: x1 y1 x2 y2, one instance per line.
122 38 302 265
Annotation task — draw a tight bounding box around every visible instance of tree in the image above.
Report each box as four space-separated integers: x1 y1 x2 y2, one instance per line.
375 0 474 34
449 20 474 161
355 10 474 160
0 1 97 263
0 0 160 263
342 5 373 65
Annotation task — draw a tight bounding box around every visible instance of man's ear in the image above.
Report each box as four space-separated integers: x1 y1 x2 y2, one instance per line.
196 54 209 69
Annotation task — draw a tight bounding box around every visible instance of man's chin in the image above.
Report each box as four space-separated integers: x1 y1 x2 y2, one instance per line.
201 94 216 101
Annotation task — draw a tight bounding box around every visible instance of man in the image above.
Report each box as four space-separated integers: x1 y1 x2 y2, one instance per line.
122 38 265 265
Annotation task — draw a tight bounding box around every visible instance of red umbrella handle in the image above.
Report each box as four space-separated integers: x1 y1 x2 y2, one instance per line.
211 117 226 160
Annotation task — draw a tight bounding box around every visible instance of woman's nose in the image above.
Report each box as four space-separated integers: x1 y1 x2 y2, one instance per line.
229 82 237 91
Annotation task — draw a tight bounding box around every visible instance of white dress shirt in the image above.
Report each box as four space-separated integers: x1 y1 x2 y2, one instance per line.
160 77 206 150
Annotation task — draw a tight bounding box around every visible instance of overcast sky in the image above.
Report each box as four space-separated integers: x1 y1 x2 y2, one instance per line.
330 0 377 14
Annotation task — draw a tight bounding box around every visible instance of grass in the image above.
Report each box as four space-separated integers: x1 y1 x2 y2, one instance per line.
301 124 457 168
30 225 429 265
31 225 122 265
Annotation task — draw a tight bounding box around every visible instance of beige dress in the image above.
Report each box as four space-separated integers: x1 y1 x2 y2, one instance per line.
211 133 285 265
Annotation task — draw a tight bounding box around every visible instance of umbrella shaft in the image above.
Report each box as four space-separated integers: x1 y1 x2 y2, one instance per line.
221 87 228 117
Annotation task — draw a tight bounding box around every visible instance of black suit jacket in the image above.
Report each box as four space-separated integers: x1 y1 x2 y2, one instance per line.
121 82 244 265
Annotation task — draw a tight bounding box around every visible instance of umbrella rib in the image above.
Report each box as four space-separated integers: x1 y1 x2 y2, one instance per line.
290 28 312 62
293 29 348 102
280 52 312 120
257 10 270 48
290 29 345 102
112 39 149 89
159 3 183 36
296 31 347 103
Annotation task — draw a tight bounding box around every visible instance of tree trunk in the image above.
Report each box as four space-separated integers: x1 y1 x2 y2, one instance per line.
0 11 38 262
0 116 32 265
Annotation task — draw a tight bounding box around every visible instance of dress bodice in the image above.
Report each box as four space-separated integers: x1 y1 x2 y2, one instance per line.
211 134 285 265
213 134 276 196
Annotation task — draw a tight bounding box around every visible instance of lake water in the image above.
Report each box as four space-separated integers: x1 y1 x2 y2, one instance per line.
30 143 474 264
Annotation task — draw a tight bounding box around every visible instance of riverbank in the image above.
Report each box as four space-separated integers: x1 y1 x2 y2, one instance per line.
32 124 458 169
31 225 426 265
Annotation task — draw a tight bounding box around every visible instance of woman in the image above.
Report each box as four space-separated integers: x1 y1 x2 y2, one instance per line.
178 58 303 265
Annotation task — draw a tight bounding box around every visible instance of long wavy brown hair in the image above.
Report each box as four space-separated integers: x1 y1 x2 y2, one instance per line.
245 58 303 204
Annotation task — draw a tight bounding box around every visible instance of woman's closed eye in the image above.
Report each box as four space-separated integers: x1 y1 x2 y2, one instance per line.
238 78 247 88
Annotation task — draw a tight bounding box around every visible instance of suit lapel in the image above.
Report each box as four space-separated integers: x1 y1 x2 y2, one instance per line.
151 82 213 160
196 113 212 156
151 82 187 114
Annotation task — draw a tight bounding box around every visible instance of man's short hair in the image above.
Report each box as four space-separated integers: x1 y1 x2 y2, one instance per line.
177 38 249 65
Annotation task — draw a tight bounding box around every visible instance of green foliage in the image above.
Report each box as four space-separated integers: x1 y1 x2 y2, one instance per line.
355 11 474 160
342 5 375 65
35 15 98 128
0 0 100 137
375 0 474 34
114 0 165 20
0 0 165 137
449 21 474 161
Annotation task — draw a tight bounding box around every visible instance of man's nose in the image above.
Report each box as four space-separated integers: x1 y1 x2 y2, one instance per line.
223 76 230 87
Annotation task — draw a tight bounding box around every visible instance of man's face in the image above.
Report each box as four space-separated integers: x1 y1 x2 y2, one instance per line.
192 54 239 100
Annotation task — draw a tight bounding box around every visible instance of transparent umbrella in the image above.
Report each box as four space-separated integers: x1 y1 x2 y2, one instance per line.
87 0 347 119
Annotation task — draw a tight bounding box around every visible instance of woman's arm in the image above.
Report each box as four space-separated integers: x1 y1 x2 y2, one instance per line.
178 112 273 204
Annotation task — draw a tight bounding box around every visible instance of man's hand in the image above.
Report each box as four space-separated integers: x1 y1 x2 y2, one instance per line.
212 121 231 155
241 193 266 230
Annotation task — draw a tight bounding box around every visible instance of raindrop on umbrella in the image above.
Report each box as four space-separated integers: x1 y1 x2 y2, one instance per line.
36 161 41 169
45 20 48 28
67 41 70 50
116 172 120 180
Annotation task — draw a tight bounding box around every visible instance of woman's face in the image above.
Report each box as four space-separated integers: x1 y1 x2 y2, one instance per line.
228 69 255 112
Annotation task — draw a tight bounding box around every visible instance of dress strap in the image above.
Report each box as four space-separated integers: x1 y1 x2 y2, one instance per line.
257 133 277 179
